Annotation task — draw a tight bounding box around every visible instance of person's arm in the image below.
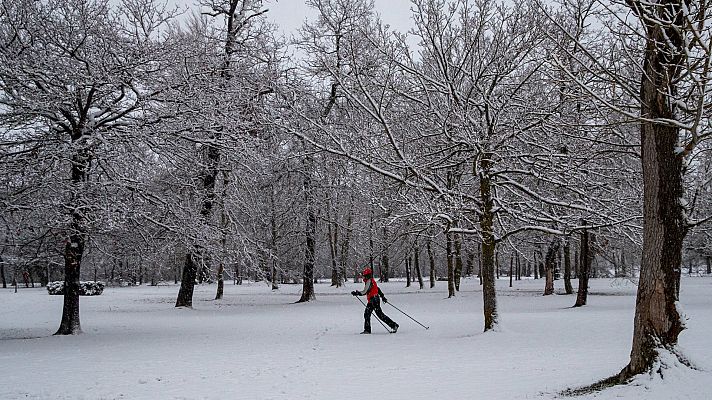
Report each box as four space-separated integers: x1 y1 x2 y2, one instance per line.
378 287 388 303
352 279 372 296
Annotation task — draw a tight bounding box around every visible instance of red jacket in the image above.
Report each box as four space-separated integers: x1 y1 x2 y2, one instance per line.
361 278 382 301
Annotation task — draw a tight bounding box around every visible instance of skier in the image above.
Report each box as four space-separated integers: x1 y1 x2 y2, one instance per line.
351 267 399 334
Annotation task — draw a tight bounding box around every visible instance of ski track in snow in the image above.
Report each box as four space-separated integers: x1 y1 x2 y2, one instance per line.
1 277 710 400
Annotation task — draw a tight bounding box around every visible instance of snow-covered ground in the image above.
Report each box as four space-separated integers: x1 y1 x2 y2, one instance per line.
1 277 710 400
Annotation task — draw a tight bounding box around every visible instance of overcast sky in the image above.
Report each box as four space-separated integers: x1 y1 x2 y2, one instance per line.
264 0 415 37
169 1 416 37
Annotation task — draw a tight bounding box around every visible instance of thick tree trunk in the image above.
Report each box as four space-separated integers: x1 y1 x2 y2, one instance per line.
543 240 560 296
574 226 591 307
176 253 198 307
617 5 687 377
56 137 90 335
564 238 573 294
298 154 316 303
479 157 498 331
176 140 219 306
427 238 435 288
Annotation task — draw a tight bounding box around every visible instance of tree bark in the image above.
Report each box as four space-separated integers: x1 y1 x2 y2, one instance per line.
339 203 352 286
56 132 91 335
215 263 224 300
297 150 316 303
405 254 411 287
479 156 498 331
617 1 688 377
327 204 340 287
380 224 389 282
509 255 513 288
466 248 475 277
0 258 6 289
544 240 560 296
564 238 573 294
574 226 591 307
414 244 424 289
427 238 435 288
446 229 455 298
176 253 198 307
706 256 711 275
453 229 464 291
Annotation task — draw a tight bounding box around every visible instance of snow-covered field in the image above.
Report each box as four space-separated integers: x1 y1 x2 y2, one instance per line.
1 277 710 400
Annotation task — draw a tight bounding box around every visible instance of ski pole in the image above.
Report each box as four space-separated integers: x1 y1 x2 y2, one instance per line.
386 301 429 330
354 296 391 332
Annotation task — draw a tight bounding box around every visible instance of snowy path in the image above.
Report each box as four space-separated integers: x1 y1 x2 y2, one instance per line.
1 277 710 400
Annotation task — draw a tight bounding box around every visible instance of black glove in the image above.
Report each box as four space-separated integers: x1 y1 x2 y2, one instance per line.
351 291 359 296
382 296 388 303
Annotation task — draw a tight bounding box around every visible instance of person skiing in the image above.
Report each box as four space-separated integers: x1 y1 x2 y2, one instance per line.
351 267 398 334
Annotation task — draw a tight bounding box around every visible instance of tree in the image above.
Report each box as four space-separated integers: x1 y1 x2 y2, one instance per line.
0 0 175 334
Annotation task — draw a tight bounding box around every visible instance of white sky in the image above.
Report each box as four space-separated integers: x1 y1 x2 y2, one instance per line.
265 0 415 38
170 0 416 37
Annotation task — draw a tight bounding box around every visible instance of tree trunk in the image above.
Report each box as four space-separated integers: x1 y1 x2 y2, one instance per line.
1 258 6 288
328 206 340 287
479 157 498 331
477 242 483 285
414 245 424 289
368 207 374 276
339 203 352 286
509 255 513 288
380 224 390 282
574 225 591 307
405 254 411 287
544 240 560 296
564 238 573 294
617 4 688 378
533 251 539 279
466 249 475 277
56 134 91 335
215 263 225 300
297 150 316 303
573 249 579 279
176 138 219 306
427 238 435 288
176 253 198 307
453 229 464 291
706 256 711 275
446 230 455 298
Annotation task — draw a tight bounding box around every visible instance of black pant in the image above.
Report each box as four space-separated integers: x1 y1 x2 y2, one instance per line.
364 296 397 332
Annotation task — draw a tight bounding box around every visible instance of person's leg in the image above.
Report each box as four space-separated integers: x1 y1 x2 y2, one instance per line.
363 300 374 333
373 297 398 331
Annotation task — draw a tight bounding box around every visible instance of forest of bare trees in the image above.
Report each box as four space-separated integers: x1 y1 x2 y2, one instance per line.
1 0 711 390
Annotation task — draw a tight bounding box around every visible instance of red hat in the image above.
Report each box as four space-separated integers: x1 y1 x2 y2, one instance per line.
362 267 372 277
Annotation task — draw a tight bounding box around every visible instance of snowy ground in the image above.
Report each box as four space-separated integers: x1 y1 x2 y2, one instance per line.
1 277 710 400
